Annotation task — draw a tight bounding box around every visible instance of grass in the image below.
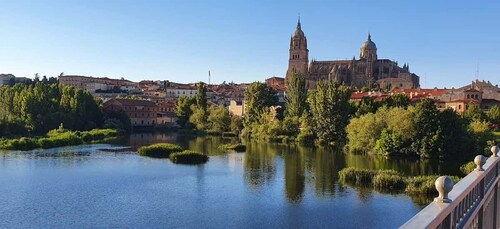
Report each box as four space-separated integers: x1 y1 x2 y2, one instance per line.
338 167 378 185
169 150 209 164
372 173 406 191
0 128 118 151
219 143 246 152
137 143 183 158
339 167 461 197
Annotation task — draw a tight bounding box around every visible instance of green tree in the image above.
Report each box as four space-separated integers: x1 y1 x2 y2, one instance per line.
207 105 231 133
189 105 208 130
243 82 278 126
410 99 443 158
355 96 379 117
308 80 353 145
487 105 500 125
285 70 307 117
469 119 493 154
196 82 207 113
230 114 244 134
463 103 485 122
383 94 410 108
175 96 195 127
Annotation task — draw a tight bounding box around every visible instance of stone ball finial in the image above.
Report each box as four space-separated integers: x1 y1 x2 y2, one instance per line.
491 146 500 158
474 155 486 171
434 176 454 203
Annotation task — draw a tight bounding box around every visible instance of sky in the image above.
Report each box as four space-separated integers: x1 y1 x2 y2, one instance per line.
0 0 498 88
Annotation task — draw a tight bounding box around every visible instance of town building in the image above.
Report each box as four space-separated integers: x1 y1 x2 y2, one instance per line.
103 99 158 127
59 75 138 93
228 100 245 116
0 74 15 85
165 83 198 98
285 18 420 90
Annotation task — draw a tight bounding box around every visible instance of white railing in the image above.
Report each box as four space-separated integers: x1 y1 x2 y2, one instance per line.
401 146 500 229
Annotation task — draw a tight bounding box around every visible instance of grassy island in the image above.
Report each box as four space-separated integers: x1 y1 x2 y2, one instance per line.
338 167 461 196
137 143 183 158
219 143 246 152
0 128 119 151
169 150 209 164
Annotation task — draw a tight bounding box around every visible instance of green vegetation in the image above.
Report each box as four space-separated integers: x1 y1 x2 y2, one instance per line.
459 161 476 175
169 150 209 164
219 143 246 152
308 80 353 145
339 167 461 194
180 74 499 159
405 175 461 195
372 173 406 191
285 70 308 118
175 82 243 136
345 99 492 158
0 82 104 136
138 143 183 158
0 127 118 150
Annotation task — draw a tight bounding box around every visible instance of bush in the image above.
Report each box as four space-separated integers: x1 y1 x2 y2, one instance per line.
169 150 209 164
459 161 476 175
372 173 406 190
138 143 183 158
405 175 461 196
219 143 246 152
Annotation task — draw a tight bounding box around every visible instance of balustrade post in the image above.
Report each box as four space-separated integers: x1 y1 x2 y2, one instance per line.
434 176 454 203
492 146 499 158
474 155 486 172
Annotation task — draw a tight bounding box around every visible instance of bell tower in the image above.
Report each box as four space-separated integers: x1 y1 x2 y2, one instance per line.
286 17 309 82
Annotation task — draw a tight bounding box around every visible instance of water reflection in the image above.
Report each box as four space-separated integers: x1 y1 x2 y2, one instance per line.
121 132 465 205
6 132 464 207
244 141 277 190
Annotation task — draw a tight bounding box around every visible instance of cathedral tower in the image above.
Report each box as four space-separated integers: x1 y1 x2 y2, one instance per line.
286 17 309 82
360 34 377 86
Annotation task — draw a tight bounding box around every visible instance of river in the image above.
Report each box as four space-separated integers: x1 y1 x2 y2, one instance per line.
0 132 466 228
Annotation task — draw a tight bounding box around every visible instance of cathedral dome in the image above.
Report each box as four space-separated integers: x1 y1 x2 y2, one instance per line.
361 34 376 49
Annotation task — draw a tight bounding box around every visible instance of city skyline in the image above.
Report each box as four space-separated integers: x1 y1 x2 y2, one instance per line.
0 0 498 88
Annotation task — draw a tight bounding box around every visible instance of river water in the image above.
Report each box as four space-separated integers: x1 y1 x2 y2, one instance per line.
0 132 466 228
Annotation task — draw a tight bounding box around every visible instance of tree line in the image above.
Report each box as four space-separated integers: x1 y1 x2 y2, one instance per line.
0 82 130 137
236 70 499 158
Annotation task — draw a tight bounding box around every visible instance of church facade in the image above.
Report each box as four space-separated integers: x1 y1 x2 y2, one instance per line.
286 19 420 90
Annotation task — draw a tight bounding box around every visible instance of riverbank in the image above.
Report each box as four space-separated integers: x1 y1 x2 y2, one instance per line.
0 128 119 151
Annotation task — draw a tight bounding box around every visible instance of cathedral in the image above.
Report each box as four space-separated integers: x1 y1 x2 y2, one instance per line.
286 19 420 90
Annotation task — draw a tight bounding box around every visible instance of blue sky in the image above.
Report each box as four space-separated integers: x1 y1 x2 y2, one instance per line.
0 0 498 88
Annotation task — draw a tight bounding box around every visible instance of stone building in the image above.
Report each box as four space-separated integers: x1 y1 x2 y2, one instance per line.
285 19 420 90
102 98 159 127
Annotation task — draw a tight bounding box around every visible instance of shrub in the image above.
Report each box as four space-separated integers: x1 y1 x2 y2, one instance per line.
405 175 461 195
138 143 183 158
372 173 406 190
169 150 208 164
219 143 246 152
459 161 476 175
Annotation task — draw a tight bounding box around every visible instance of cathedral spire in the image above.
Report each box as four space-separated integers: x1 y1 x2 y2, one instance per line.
368 33 372 41
297 14 301 30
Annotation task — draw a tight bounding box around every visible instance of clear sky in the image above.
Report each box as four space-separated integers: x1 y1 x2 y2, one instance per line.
0 0 498 88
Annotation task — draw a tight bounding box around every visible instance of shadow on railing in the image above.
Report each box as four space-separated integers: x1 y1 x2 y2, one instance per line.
401 146 500 229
